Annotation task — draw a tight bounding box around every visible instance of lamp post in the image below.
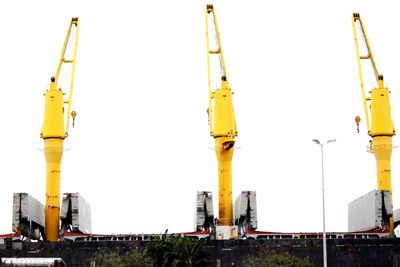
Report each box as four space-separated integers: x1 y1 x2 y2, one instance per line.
312 138 336 267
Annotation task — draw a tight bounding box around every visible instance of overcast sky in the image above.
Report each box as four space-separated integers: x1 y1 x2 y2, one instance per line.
1 0 400 235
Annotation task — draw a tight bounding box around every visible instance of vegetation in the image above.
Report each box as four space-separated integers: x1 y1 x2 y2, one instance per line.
145 231 210 267
88 231 209 267
243 247 313 267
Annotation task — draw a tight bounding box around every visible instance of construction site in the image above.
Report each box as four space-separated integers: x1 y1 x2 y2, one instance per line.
2 2 400 266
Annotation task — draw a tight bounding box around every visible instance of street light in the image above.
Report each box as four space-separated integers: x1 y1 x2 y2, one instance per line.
312 138 336 267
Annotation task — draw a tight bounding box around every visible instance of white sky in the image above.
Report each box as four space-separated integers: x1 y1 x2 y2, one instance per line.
1 0 400 235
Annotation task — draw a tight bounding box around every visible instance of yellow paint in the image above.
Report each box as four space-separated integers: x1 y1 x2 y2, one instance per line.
352 13 395 236
373 136 392 191
215 137 234 226
206 5 237 226
40 18 79 241
41 82 65 139
44 138 63 241
370 80 394 137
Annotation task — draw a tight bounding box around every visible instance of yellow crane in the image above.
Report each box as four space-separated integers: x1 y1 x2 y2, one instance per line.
352 13 395 236
206 5 237 226
41 18 79 241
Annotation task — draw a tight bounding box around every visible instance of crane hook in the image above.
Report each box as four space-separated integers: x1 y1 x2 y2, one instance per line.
71 111 77 127
355 115 361 133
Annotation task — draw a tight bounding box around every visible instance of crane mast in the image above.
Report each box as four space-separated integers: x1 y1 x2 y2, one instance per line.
206 5 237 226
41 18 79 241
352 13 395 236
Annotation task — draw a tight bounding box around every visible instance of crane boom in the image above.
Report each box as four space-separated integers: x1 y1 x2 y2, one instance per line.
352 13 395 236
206 5 237 226
41 18 80 241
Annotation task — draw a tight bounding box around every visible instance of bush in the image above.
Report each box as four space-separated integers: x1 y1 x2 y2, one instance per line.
88 230 209 267
145 231 210 267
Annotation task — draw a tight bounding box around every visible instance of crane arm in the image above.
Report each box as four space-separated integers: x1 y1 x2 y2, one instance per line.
352 13 376 133
352 14 380 81
206 5 237 140
52 17 79 137
64 18 79 136
206 5 228 83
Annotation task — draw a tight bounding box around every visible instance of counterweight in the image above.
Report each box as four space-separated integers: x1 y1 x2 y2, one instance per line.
41 18 80 241
352 13 395 236
206 5 238 226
